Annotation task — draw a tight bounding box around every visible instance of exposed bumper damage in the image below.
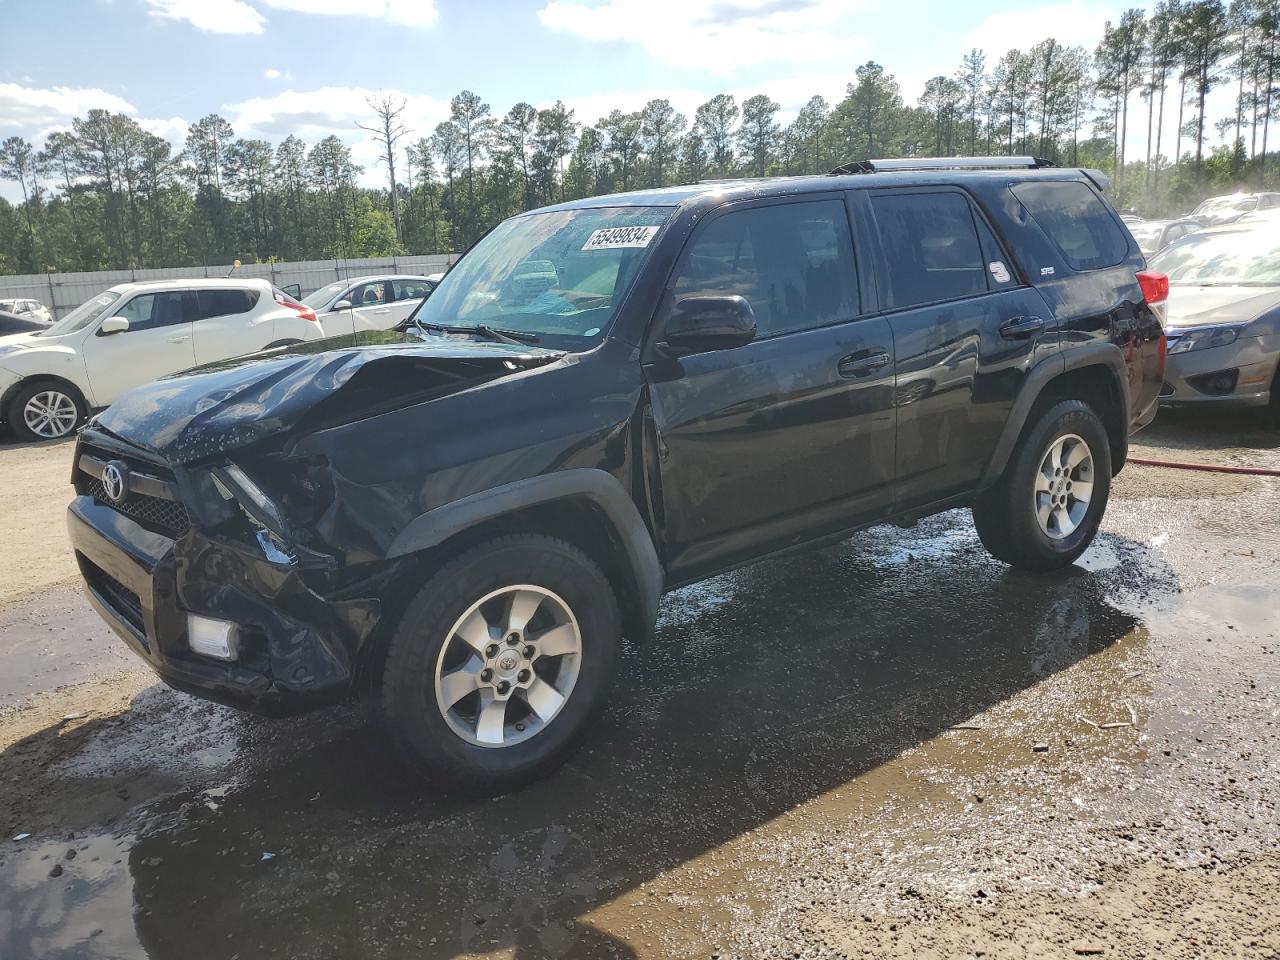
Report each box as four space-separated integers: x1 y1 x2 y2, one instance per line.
68 494 391 715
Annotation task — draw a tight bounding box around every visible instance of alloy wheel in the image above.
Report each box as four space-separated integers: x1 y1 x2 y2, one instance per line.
1033 432 1094 540
23 390 79 439
433 584 582 748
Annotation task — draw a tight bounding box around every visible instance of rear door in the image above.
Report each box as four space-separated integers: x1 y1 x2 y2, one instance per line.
645 195 896 580
860 187 1057 508
82 290 197 405
191 288 272 364
388 278 433 327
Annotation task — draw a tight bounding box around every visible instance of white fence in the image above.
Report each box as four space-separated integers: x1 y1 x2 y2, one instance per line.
0 255 458 319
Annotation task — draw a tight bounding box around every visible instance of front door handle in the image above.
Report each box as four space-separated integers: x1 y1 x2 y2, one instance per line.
373 308 391 315
166 335 191 344
838 351 891 378
1000 316 1046 339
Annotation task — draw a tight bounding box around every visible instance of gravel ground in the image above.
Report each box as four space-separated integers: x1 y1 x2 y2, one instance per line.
0 408 1277 959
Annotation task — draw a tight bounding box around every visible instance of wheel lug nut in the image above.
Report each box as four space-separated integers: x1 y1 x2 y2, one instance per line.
523 645 535 658
485 644 498 658
480 668 493 682
497 681 510 694
518 669 530 682
506 633 520 646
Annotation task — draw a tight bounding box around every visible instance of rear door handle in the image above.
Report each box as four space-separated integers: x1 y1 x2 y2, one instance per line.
1000 316 1046 339
166 335 190 343
838 351 891 378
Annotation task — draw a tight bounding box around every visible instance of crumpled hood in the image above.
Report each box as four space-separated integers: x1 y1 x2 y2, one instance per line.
93 330 565 464
1165 284 1280 330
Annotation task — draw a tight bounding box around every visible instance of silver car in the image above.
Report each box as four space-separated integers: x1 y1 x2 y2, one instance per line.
300 274 439 336
1149 224 1280 411
0 298 53 324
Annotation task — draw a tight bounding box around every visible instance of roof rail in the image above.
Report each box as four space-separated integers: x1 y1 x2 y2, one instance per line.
829 156 1057 176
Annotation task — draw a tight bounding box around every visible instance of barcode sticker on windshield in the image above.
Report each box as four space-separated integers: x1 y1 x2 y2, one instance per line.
581 226 660 251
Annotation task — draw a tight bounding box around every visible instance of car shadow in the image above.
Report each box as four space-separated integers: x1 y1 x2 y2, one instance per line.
0 518 1167 959
1138 406 1279 453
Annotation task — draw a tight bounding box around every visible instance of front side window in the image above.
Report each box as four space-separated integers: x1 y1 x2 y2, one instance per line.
350 280 390 306
116 291 195 332
872 191 988 309
1011 180 1128 271
413 205 673 348
667 199 859 338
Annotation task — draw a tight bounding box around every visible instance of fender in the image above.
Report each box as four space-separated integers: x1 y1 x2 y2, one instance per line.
386 468 664 633
980 341 1130 486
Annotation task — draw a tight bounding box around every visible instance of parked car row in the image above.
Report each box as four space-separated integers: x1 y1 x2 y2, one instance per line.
0 273 440 441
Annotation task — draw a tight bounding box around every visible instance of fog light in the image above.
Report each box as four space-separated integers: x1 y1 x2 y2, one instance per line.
1187 368 1239 396
187 614 240 661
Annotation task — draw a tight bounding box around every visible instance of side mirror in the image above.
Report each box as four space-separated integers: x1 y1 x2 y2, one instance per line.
281 283 301 299
332 299 353 311
99 316 129 336
663 296 757 353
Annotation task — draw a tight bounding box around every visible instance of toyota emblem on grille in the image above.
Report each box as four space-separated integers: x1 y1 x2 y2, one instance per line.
101 461 129 503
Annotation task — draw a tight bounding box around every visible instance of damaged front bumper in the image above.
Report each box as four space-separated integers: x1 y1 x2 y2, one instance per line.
67 490 382 717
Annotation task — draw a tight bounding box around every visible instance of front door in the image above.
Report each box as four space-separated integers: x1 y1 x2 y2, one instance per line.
644 195 896 581
346 279 395 333
862 188 1058 508
82 290 197 406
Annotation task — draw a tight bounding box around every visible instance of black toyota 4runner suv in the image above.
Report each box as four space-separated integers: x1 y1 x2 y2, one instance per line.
68 158 1165 795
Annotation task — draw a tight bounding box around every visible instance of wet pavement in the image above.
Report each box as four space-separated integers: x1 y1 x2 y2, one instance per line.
1 408 1278 959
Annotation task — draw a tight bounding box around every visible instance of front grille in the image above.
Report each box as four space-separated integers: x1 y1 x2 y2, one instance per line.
75 442 191 539
82 559 147 643
80 476 192 538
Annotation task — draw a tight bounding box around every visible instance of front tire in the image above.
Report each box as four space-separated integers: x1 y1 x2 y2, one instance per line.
973 399 1112 572
378 534 621 796
6 380 87 442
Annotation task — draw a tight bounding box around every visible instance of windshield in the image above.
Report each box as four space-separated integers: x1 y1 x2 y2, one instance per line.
1129 224 1164 251
302 282 347 309
33 291 121 337
411 205 672 347
1195 196 1255 215
1150 228 1280 285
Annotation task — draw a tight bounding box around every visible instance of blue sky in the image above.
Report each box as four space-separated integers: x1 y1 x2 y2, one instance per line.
0 0 1219 198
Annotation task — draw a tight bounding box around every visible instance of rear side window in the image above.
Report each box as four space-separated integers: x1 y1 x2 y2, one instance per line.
871 192 988 309
196 289 256 320
669 199 859 338
1010 181 1128 271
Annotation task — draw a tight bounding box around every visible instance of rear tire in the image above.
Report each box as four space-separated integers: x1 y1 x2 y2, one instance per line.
972 399 1112 572
378 534 621 796
6 379 87 442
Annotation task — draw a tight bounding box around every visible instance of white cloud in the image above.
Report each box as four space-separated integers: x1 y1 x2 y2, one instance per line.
258 0 439 27
537 0 868 77
264 68 283 79
144 0 267 34
138 115 192 146
966 1 1112 55
223 86 449 184
0 82 137 130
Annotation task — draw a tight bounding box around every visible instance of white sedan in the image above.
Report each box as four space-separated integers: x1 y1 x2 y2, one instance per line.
0 278 325 441
0 298 54 325
300 274 440 335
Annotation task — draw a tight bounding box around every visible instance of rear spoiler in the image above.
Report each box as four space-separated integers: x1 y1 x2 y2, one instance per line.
1082 168 1111 192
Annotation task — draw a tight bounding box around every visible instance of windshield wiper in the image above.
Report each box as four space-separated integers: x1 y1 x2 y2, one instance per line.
412 320 540 344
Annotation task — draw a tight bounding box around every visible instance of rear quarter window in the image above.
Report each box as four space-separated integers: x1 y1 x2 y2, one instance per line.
1010 181 1129 272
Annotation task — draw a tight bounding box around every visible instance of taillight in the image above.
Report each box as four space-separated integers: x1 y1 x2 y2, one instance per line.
274 291 318 323
1136 270 1169 304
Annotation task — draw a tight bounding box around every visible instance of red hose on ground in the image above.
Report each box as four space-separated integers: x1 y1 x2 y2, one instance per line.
1127 456 1280 477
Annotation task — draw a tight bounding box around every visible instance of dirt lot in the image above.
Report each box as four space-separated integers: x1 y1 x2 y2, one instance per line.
0 410 1278 959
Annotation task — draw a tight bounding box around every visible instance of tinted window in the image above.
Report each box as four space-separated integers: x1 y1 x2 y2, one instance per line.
196 288 255 320
116 291 196 331
871 192 987 309
1011 181 1128 271
669 199 859 338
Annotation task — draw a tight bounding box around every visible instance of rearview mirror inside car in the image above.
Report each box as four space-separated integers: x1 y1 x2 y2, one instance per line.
98 316 130 335
664 296 757 353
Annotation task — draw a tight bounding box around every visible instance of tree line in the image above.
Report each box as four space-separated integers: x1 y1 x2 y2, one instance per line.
2 0 1279 277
